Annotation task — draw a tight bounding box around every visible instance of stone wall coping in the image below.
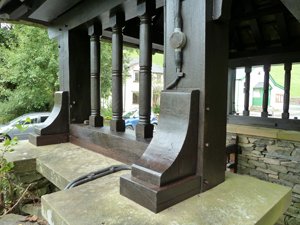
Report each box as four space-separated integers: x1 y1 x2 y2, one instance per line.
227 124 300 142
42 172 291 225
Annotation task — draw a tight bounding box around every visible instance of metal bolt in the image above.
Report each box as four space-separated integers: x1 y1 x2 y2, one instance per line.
170 29 187 49
205 143 209 147
206 107 210 111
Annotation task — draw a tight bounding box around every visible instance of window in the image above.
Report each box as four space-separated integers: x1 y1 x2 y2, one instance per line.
41 116 48 122
276 94 283 103
132 92 139 104
133 71 139 82
30 117 38 124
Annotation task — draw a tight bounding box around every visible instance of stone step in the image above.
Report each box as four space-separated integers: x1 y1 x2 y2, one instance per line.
6 141 292 225
0 214 46 225
41 171 292 225
35 143 122 190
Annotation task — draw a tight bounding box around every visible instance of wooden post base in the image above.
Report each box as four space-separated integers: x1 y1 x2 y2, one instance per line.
120 174 201 213
29 133 69 146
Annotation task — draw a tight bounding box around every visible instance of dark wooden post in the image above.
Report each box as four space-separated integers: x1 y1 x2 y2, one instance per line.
121 0 231 212
227 68 236 115
110 12 125 132
282 62 292 119
89 24 103 127
57 28 91 123
136 0 155 139
243 66 251 116
261 64 270 117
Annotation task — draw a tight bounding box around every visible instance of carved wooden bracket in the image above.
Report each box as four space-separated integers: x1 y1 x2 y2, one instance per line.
120 90 200 213
29 91 69 146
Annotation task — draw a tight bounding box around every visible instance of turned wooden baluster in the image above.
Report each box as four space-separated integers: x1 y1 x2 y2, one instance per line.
282 62 292 119
110 12 125 132
89 24 103 127
261 64 270 118
243 66 251 116
136 0 155 138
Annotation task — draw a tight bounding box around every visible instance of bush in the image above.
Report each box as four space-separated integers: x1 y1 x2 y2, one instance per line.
101 107 112 121
153 104 160 114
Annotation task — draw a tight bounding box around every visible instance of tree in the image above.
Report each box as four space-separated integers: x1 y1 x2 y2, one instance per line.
100 42 134 100
0 24 59 123
0 24 134 123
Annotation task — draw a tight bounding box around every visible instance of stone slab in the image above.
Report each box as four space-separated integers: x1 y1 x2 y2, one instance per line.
0 214 39 225
227 124 300 142
42 172 291 225
36 143 121 190
4 141 58 173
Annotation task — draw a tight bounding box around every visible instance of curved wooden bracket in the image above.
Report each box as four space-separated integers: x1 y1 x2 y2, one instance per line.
120 90 200 213
29 91 69 146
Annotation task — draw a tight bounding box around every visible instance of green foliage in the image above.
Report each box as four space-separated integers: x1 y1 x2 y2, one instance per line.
0 24 134 124
270 63 300 97
0 121 31 215
101 106 112 120
128 50 164 67
0 24 59 123
153 104 160 114
0 24 16 49
100 42 134 99
0 137 21 215
100 42 112 100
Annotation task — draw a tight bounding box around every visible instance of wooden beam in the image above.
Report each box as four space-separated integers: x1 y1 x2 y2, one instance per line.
242 0 254 14
275 13 289 46
228 115 300 131
29 0 82 22
48 0 164 39
280 0 300 22
229 50 300 67
249 19 264 48
102 30 164 52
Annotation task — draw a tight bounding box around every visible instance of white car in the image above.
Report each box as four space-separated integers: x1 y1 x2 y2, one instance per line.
0 112 50 141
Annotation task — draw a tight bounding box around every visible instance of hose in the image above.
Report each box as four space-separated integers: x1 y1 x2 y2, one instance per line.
64 164 131 190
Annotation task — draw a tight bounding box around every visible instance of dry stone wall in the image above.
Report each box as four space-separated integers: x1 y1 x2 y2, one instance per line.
231 134 300 225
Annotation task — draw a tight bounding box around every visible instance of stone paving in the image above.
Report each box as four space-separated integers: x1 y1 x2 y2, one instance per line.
0 214 46 225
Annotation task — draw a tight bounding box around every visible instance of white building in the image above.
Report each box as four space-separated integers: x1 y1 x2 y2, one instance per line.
235 66 284 117
123 59 164 112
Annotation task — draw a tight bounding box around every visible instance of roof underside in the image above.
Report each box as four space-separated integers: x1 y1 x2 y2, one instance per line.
0 0 300 63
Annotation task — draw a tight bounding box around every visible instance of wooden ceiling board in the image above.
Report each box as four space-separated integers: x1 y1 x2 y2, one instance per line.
29 0 83 22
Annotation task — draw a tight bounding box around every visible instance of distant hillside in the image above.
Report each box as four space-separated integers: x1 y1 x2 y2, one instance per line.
271 63 300 97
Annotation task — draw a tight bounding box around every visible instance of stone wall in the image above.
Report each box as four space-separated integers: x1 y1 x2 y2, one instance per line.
11 158 56 215
230 133 300 225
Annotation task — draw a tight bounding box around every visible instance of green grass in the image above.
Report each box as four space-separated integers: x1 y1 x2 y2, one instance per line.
270 63 300 97
152 53 164 66
127 49 300 97
127 49 163 66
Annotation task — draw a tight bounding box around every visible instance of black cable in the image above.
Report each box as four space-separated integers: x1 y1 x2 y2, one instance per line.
64 164 131 190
